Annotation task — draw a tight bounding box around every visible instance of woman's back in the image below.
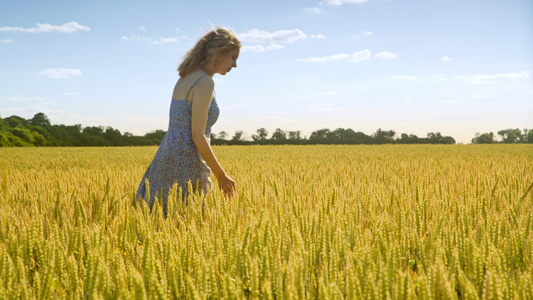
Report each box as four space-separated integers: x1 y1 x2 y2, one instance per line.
172 70 213 101
165 73 219 153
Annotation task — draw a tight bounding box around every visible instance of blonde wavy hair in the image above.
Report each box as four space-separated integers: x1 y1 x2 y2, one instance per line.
178 27 241 77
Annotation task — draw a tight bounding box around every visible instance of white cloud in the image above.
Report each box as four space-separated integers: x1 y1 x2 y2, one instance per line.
150 37 179 45
121 35 178 45
1 39 13 43
139 26 147 31
121 35 151 42
242 44 284 52
310 34 327 40
238 29 307 53
441 56 453 62
0 22 90 33
455 71 531 84
298 49 398 63
297 49 372 63
238 28 307 44
8 95 43 102
391 76 418 80
353 31 372 40
39 68 82 79
305 7 324 13
322 0 369 6
375 51 398 59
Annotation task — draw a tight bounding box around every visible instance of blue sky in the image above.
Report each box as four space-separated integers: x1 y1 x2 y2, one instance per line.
1 0 532 144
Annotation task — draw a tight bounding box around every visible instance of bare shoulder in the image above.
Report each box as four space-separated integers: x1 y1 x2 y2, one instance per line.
190 74 215 103
196 74 214 91
173 71 214 100
192 75 214 102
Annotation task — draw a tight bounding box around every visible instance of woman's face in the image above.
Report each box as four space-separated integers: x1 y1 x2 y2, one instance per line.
214 47 239 75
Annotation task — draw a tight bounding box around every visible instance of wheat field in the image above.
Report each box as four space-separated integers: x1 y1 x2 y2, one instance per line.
0 145 531 299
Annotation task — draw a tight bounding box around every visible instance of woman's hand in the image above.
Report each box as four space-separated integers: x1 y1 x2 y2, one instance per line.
217 173 236 200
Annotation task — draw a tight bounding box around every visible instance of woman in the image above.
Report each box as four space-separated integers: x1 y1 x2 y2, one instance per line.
137 27 239 214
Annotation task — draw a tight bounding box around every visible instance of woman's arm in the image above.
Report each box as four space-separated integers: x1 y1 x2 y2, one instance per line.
191 77 236 198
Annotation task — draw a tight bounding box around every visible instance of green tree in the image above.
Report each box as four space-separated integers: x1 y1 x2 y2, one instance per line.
497 128 521 143
0 132 10 146
518 128 529 143
5 130 30 146
441 136 456 144
373 128 396 144
309 128 330 144
144 130 166 145
252 128 269 142
527 129 533 143
288 131 301 140
398 133 422 144
270 128 287 142
471 132 495 144
30 113 51 127
231 130 244 142
218 131 228 140
104 127 123 145
5 116 26 128
11 128 35 145
83 126 105 136
427 132 443 144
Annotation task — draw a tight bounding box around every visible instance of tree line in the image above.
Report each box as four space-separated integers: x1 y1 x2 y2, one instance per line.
211 128 457 145
471 129 533 144
0 113 165 147
0 112 530 147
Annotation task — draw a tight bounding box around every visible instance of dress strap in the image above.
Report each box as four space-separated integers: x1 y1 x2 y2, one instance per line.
185 74 208 101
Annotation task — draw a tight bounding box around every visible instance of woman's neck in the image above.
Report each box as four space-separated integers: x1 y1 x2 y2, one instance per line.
201 66 215 77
